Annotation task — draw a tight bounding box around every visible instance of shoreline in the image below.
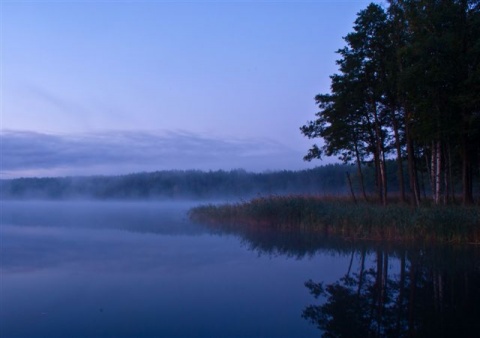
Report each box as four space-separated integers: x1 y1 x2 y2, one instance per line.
188 195 480 244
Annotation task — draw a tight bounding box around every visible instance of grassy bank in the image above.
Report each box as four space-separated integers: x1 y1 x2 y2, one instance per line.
188 195 480 244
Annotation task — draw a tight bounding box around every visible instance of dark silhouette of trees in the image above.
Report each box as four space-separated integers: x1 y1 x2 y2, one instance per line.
302 1 480 205
190 216 480 337
0 165 365 200
303 245 480 337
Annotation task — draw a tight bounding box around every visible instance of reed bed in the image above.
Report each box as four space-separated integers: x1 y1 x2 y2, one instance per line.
188 195 480 244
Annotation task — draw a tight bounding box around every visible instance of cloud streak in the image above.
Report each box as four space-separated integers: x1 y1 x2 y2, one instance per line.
0 130 312 178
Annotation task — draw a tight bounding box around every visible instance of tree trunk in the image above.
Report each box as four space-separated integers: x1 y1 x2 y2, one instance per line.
420 168 427 200
434 140 442 205
443 162 449 205
392 115 406 202
429 140 442 205
373 104 387 206
447 143 456 203
461 127 474 205
406 112 420 206
346 171 357 205
443 143 449 204
382 148 388 205
374 149 382 202
425 146 434 198
354 142 368 201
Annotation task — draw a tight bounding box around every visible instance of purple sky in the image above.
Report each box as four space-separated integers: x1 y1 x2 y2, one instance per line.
1 0 377 178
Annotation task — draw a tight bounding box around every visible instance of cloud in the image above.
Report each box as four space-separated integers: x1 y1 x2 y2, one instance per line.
0 130 312 177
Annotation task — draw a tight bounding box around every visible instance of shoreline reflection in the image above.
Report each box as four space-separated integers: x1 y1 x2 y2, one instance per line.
204 222 480 337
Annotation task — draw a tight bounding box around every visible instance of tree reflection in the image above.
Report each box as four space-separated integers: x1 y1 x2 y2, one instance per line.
303 246 480 337
201 221 480 336
205 223 355 259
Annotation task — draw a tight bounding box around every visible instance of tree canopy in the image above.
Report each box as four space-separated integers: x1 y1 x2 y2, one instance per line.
302 0 480 205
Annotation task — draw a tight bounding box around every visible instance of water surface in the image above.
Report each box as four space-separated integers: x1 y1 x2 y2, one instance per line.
1 201 479 337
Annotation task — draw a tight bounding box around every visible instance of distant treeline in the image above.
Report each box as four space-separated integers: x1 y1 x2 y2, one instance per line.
0 163 423 200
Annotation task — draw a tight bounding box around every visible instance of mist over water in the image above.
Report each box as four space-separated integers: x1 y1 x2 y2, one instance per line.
0 201 341 337
2 201 479 337
1 200 202 235
0 166 354 201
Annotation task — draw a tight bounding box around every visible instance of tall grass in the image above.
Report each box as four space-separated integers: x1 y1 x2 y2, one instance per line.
188 195 480 244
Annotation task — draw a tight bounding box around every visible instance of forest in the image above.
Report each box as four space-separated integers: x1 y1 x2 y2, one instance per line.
0 165 352 200
1 160 476 201
301 0 480 206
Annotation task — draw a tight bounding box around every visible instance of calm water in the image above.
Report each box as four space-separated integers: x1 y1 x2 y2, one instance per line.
1 201 479 337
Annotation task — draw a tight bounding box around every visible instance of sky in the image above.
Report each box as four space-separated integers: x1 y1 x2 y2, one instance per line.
1 0 378 178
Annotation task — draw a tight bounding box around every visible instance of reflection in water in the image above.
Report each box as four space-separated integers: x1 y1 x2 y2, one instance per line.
205 222 480 337
203 220 351 259
302 245 480 337
3 201 326 338
4 202 480 337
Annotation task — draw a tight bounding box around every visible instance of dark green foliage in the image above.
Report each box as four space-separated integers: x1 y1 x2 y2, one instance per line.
302 0 480 205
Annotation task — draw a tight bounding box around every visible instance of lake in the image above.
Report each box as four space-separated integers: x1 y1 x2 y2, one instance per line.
1 201 479 337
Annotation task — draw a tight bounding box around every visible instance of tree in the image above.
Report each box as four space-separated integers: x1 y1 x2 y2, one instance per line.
302 1 480 205
389 0 480 204
302 4 393 205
